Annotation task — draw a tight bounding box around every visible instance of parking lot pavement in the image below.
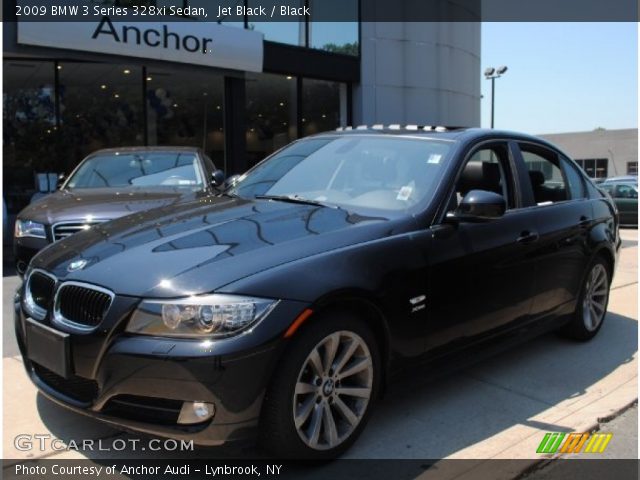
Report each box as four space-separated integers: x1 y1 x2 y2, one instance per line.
2 229 637 474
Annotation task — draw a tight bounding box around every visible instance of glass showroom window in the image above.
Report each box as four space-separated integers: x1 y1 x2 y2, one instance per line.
309 0 359 55
302 79 344 136
3 60 56 214
246 73 298 166
146 68 225 164
627 162 637 175
247 0 306 46
58 63 143 171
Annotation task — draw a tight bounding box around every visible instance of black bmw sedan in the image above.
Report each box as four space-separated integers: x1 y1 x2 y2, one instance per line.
15 127 620 459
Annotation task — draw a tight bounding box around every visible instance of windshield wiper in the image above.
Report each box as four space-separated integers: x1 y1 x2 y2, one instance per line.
255 194 341 210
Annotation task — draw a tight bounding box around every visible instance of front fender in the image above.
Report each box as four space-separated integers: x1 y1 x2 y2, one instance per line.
218 230 433 359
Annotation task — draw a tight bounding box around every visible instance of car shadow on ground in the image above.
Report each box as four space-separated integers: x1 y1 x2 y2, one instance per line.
350 310 637 458
32 309 637 463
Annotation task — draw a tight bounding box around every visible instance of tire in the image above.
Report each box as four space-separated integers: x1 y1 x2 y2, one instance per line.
259 310 381 459
560 256 611 341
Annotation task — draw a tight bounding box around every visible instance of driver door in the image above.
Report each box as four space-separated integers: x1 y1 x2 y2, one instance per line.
423 141 540 355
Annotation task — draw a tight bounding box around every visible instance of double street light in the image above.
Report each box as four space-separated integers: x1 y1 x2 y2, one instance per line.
484 66 508 129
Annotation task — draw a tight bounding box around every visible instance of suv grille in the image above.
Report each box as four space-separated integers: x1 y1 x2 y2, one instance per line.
29 272 55 311
33 363 98 403
56 284 113 327
52 221 104 241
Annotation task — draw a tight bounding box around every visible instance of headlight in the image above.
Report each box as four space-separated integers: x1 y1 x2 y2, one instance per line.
15 219 46 239
126 294 278 338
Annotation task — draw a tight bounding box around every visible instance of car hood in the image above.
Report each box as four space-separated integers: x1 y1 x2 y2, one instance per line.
31 196 403 298
19 188 199 225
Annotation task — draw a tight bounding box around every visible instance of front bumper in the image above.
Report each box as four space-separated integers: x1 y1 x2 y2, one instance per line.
14 292 307 446
14 236 49 275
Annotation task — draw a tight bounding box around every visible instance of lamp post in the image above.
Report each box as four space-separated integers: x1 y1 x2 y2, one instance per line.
484 66 508 129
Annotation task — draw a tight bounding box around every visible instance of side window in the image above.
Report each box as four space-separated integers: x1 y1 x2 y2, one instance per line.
615 184 638 199
520 144 567 205
560 156 586 199
448 144 515 212
600 184 614 194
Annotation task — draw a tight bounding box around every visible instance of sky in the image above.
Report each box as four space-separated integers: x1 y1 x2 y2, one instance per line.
481 22 638 134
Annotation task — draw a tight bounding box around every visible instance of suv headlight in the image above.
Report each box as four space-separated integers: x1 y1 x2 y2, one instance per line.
15 219 46 239
126 294 278 338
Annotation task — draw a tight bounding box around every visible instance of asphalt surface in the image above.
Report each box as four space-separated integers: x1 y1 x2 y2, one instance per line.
2 229 637 475
594 404 637 459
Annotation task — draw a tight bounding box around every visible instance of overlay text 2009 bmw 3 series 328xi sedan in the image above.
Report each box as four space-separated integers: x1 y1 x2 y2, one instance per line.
15 127 620 459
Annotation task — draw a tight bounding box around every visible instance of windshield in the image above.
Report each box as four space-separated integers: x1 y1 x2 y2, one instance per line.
66 152 203 189
230 136 452 215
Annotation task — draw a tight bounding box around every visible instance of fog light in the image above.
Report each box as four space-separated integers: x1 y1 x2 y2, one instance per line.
177 401 215 425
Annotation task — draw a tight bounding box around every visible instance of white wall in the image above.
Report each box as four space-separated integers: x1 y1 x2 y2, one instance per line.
540 129 638 177
353 21 481 127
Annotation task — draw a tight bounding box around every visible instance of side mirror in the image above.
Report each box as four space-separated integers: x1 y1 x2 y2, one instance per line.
454 189 506 222
211 169 226 187
56 173 66 190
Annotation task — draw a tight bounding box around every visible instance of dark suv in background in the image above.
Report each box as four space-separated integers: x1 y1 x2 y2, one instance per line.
13 147 222 274
16 127 620 458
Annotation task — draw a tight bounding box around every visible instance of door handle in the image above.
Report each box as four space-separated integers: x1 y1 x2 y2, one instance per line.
517 231 539 244
578 216 591 228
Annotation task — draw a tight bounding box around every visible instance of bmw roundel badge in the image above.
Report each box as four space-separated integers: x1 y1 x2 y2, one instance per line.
67 259 88 272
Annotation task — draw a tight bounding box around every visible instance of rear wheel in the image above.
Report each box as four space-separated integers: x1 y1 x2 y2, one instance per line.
560 256 611 341
259 312 380 459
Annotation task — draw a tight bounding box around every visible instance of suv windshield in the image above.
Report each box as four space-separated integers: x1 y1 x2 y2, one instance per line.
66 152 203 189
230 136 452 215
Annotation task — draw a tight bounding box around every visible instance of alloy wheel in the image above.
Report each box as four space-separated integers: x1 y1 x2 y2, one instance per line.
292 330 373 451
582 263 609 332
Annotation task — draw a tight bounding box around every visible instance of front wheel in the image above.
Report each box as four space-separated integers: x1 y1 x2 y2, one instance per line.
259 312 380 459
560 257 611 341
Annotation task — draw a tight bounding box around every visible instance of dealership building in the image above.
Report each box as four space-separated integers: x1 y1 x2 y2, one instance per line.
540 129 638 180
3 1 481 218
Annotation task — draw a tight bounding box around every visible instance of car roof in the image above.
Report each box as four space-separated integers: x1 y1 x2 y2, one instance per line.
602 180 638 187
89 146 203 155
307 126 560 148
602 176 638 183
